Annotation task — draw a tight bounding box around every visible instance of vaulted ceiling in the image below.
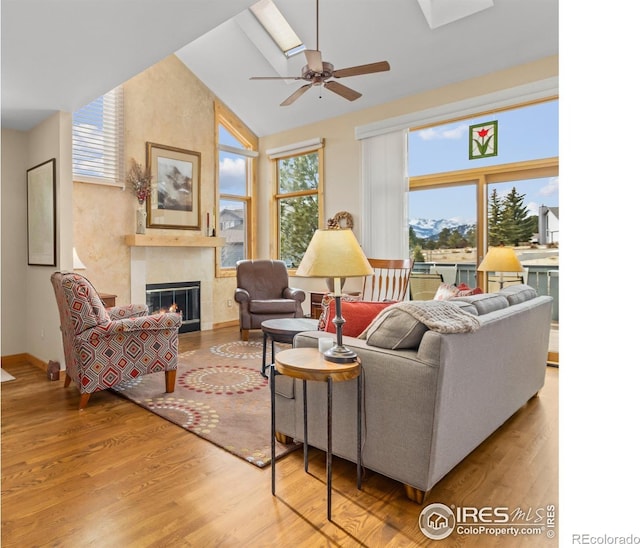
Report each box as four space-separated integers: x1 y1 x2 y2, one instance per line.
1 0 558 137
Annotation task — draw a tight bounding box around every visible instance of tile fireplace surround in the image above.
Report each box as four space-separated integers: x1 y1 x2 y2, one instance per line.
126 235 224 332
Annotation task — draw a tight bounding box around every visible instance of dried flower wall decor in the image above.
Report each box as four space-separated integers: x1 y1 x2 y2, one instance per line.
127 160 153 205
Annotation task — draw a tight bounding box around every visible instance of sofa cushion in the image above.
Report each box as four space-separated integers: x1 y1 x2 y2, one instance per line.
359 308 427 349
498 284 538 305
447 300 479 316
323 299 395 337
451 293 509 315
249 299 298 314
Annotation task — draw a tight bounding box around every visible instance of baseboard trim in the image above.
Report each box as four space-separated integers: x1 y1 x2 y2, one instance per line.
1 353 48 371
213 319 239 330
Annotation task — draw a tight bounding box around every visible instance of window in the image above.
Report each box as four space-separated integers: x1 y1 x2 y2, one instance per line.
269 139 324 268
250 0 304 57
408 99 559 317
215 101 258 275
72 86 124 186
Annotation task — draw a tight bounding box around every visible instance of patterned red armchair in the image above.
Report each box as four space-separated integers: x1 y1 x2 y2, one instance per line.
51 272 182 410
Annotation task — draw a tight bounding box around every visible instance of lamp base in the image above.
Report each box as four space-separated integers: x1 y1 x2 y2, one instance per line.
324 345 358 364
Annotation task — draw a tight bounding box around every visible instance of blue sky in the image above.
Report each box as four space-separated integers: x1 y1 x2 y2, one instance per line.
408 99 559 221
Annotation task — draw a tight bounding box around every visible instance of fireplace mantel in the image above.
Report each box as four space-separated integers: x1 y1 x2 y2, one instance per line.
125 234 225 248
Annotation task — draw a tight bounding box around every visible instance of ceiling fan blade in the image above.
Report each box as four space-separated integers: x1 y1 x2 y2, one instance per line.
250 76 301 80
324 80 362 102
304 49 323 73
281 84 312 106
333 61 390 78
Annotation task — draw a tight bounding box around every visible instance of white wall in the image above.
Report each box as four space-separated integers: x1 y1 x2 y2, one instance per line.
1 113 73 363
1 129 29 355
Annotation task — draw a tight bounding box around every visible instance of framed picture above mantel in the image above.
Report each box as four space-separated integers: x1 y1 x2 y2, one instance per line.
146 142 201 230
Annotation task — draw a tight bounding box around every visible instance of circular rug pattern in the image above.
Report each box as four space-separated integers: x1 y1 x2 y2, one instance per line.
142 397 219 435
210 341 263 360
178 365 267 395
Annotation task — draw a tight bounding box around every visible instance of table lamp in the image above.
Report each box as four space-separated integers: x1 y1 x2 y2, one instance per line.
296 228 373 363
477 244 523 289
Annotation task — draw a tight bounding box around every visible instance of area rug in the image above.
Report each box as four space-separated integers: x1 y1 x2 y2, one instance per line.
112 340 299 468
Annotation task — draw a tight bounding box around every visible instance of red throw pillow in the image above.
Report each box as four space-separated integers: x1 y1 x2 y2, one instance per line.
323 300 396 337
317 293 361 331
456 283 483 296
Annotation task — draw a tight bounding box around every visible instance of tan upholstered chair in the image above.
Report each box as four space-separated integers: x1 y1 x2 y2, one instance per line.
409 272 443 301
361 258 414 302
234 260 306 341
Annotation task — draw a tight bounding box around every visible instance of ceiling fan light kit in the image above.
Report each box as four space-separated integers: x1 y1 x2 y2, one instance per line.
250 0 390 106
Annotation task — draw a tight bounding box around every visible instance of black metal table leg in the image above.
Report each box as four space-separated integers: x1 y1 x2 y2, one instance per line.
357 374 362 489
327 376 333 521
261 333 268 378
303 380 308 473
270 364 276 495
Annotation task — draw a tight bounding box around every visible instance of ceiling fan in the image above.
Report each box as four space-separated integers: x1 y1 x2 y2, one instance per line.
250 0 390 106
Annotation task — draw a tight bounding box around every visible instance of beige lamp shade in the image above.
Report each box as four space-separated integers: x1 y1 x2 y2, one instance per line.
72 247 87 270
477 245 523 273
296 229 373 279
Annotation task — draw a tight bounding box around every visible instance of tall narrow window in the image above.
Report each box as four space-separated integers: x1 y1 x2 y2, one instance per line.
269 140 324 268
72 86 124 186
215 102 258 275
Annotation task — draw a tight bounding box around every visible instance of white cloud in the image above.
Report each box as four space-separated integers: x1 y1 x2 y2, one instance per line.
539 176 559 196
219 156 245 177
418 124 467 141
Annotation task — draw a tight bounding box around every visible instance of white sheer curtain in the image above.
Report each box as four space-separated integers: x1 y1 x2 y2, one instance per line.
360 130 408 258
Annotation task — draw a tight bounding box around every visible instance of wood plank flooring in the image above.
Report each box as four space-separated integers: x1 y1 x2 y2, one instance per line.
1 327 558 547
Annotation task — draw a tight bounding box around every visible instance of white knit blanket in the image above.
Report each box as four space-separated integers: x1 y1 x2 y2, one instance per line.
374 300 480 334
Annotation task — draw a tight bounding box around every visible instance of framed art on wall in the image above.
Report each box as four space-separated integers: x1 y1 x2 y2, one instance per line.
27 158 57 266
469 120 498 160
146 142 201 230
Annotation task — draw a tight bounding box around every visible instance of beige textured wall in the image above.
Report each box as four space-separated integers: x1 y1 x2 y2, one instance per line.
73 55 238 328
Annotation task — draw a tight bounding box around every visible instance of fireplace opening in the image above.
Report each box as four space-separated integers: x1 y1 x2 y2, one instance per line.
146 281 200 334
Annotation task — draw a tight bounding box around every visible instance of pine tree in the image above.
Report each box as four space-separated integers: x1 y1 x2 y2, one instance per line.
501 187 536 245
487 189 504 246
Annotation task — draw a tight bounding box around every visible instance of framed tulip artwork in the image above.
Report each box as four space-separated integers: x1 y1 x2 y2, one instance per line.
469 120 498 160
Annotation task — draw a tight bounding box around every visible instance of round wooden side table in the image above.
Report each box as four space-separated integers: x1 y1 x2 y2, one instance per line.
270 347 362 521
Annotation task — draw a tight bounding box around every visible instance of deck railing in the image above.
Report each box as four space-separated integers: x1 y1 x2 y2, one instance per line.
413 262 559 322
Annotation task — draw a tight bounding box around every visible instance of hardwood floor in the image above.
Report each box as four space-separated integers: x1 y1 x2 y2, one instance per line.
1 327 558 547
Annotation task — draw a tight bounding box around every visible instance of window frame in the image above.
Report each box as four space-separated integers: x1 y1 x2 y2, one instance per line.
214 101 258 277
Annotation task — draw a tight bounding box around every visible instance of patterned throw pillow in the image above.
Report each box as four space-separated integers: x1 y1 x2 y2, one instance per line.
434 283 459 301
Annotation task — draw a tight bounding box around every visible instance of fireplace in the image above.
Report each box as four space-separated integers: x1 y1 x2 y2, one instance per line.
146 281 200 333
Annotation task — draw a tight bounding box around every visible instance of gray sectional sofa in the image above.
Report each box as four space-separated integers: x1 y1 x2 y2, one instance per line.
273 284 553 502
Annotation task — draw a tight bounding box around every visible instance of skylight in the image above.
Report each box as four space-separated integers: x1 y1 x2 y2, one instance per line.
250 0 305 58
